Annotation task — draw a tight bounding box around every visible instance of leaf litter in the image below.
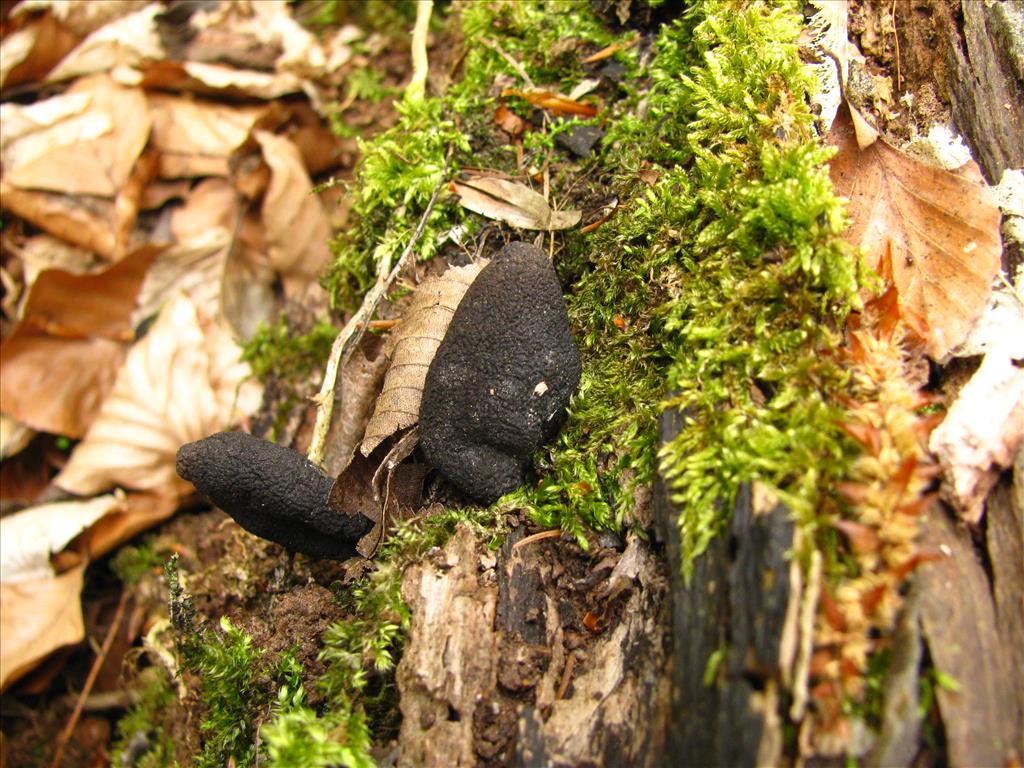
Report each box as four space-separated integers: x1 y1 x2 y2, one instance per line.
0 0 371 691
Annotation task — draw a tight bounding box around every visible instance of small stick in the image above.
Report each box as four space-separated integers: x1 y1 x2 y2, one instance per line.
50 588 130 768
512 528 563 550
308 148 453 468
480 38 536 90
556 652 577 700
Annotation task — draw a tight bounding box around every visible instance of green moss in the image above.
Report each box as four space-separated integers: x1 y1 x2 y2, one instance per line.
242 315 337 383
322 96 469 312
163 556 310 768
508 0 863 577
110 537 165 586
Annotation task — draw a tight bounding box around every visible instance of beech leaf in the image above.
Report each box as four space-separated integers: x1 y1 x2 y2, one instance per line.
54 294 261 498
2 74 151 198
451 175 581 231
0 245 161 437
360 261 486 455
828 101 1002 359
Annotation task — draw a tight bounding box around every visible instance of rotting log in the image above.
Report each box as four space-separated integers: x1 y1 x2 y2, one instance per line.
897 0 1024 183
653 408 798 768
395 521 670 767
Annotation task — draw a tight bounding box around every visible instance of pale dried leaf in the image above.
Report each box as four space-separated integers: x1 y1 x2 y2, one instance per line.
0 414 34 461
0 563 86 691
0 12 80 89
148 94 264 180
254 130 332 290
360 262 486 455
0 495 124 584
54 294 262 497
452 175 581 231
14 0 150 37
829 102 1003 358
0 246 160 437
46 3 163 83
929 290 1024 523
181 61 304 99
3 74 150 198
15 234 103 292
134 178 240 325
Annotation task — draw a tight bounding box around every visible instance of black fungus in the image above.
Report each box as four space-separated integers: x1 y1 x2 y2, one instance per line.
176 431 372 559
419 241 582 502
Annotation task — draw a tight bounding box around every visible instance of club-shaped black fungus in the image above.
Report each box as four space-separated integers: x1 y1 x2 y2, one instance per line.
419 241 582 502
176 431 372 559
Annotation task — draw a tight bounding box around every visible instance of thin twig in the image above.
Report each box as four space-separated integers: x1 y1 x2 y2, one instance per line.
50 588 130 768
307 147 453 468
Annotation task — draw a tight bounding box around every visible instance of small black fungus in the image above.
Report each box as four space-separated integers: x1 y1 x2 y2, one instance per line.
176 431 372 559
419 241 582 502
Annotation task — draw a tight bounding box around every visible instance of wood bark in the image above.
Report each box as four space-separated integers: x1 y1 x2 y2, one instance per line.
395 522 670 767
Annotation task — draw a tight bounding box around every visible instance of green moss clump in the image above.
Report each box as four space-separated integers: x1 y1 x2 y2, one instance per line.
242 315 337 383
511 0 862 576
322 96 469 312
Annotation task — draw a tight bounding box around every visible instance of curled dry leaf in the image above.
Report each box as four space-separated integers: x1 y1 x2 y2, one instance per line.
495 105 527 138
0 495 124 584
0 11 81 90
0 245 161 437
133 178 240 325
451 175 581 231
2 74 150 198
828 102 1002 359
15 0 150 38
360 261 486 455
0 181 119 259
54 294 261 498
148 94 263 179
254 130 332 294
45 3 163 83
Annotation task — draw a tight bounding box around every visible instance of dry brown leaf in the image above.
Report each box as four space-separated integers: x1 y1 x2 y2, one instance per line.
45 3 163 83
501 88 598 118
0 246 161 437
451 175 581 231
829 102 1002 359
118 60 305 101
495 106 527 138
148 94 264 180
14 0 150 37
0 180 119 259
361 262 486 455
0 562 86 691
2 74 151 198
54 294 261 498
0 12 81 89
254 130 332 292
81 491 179 559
